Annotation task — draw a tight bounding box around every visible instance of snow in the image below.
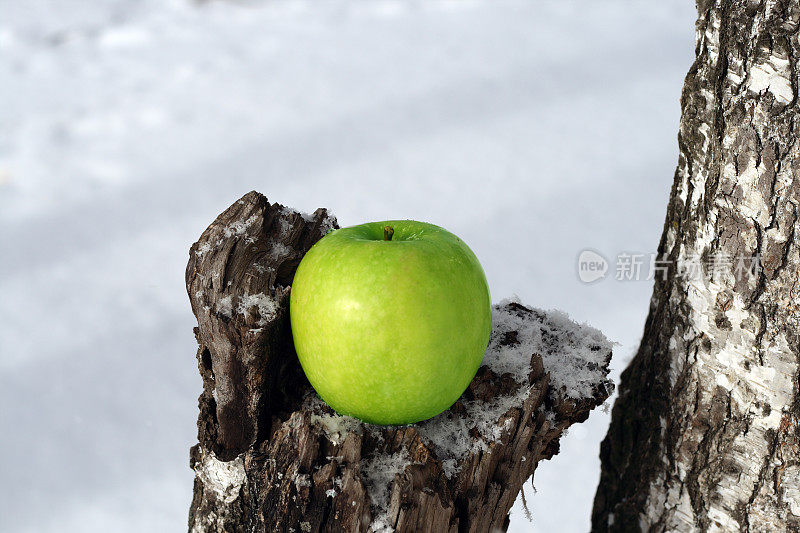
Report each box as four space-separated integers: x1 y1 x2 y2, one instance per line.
325 478 343 498
195 242 212 256
363 451 414 532
294 474 311 491
193 450 246 505
486 298 613 400
223 214 259 239
0 1 695 532
237 293 279 325
217 295 234 318
310 409 365 447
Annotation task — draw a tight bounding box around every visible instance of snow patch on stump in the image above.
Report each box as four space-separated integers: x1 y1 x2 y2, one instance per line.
237 292 279 325
193 449 246 505
487 297 613 400
363 450 415 532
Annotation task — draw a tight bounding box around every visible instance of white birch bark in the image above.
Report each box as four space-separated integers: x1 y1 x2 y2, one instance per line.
594 1 800 531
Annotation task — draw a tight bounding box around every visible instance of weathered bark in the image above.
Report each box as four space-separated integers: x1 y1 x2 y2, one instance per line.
186 191 613 532
594 1 800 531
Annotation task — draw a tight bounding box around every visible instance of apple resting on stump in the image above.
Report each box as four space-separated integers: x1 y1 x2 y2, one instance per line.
186 191 613 533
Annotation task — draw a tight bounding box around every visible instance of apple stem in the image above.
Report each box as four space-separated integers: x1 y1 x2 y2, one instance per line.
383 225 394 241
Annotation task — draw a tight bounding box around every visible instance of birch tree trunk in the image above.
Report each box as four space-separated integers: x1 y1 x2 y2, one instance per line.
593 1 800 531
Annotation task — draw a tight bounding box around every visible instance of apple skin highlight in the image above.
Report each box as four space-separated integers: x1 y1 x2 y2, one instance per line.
289 220 492 425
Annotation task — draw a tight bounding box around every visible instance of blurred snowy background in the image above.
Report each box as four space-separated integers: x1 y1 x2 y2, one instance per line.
0 0 696 531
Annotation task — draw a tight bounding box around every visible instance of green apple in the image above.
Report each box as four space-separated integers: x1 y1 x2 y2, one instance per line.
289 220 492 425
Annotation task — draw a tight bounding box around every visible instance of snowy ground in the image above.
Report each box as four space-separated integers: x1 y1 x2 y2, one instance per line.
0 1 695 531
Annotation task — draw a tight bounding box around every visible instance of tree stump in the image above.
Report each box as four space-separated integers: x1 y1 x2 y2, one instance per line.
186 191 613 532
